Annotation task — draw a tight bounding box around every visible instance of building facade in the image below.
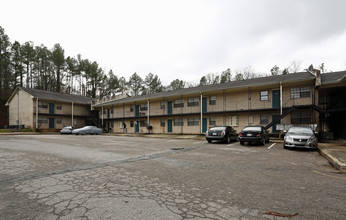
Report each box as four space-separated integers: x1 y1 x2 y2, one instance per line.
94 71 334 135
6 87 93 130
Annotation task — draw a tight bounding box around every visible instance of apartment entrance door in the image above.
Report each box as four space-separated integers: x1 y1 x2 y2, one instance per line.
49 118 54 129
167 119 172 133
272 90 280 108
202 118 207 133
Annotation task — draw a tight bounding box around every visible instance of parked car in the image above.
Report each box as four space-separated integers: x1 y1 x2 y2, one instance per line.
283 126 318 149
72 126 102 135
60 126 73 134
205 126 238 143
238 126 270 145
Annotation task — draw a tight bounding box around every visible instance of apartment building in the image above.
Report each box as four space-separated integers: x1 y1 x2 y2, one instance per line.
5 70 345 139
5 87 93 130
95 70 340 135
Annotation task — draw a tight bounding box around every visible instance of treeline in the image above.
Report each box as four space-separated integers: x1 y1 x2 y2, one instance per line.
0 25 327 102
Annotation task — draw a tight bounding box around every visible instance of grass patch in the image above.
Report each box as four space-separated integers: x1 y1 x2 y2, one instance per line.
0 129 11 133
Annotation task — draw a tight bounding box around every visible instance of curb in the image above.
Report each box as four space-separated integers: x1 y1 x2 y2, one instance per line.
318 148 346 173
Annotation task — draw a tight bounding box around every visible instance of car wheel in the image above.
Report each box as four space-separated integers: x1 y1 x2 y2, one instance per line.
207 139 212 143
240 141 244 145
227 136 231 144
261 138 265 146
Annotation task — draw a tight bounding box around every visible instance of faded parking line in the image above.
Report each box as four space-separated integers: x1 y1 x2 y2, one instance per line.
227 143 239 147
267 143 276 149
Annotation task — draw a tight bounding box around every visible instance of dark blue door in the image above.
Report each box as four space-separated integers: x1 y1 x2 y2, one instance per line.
202 98 207 113
49 118 54 129
167 119 172 132
135 105 140 117
49 103 55 114
135 121 139 132
272 90 280 108
167 101 172 115
202 118 207 133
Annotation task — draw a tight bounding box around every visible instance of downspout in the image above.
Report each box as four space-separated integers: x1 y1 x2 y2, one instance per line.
17 90 19 127
200 92 203 134
71 102 74 127
102 106 104 126
36 97 38 129
280 82 283 116
147 100 150 126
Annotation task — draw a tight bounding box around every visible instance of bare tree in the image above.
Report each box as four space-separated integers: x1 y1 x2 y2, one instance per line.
289 60 302 73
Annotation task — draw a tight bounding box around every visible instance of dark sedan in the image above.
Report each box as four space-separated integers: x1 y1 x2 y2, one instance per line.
238 126 270 145
205 126 238 143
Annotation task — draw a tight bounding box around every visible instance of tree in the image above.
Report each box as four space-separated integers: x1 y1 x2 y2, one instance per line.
199 76 207 86
51 43 65 92
144 72 163 94
282 68 289 75
21 41 36 88
169 79 185 90
66 56 78 93
118 76 127 94
0 26 13 94
220 68 232 83
234 73 244 81
128 72 144 96
319 63 325 73
11 41 23 87
107 70 120 96
270 65 280 76
289 60 302 73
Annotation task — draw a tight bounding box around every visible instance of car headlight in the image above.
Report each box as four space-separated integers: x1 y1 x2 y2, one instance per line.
308 136 317 143
284 136 293 142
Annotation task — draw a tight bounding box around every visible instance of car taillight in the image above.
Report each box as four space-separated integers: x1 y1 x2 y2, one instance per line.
222 131 225 135
239 133 243 137
257 133 261 137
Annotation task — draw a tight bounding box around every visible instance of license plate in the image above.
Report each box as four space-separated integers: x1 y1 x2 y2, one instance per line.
212 133 217 136
247 134 252 136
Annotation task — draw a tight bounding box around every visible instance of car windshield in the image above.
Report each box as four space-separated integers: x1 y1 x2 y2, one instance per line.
210 127 226 130
242 127 261 131
288 127 313 135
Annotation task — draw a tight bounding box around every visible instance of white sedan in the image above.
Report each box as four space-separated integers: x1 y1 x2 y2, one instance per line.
72 126 102 135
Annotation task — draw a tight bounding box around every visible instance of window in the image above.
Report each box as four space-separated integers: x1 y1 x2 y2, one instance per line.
140 103 148 111
230 116 238 126
38 101 47 108
260 115 269 124
209 96 216 105
248 115 254 124
140 120 147 127
291 112 311 124
111 108 114 114
56 118 62 124
209 117 216 126
130 105 134 112
188 117 199 126
160 119 165 127
174 118 184 126
56 104 62 110
260 91 269 101
174 99 184 108
188 98 199 107
160 101 165 109
130 121 134 127
118 122 123 128
291 87 310 99
38 117 48 124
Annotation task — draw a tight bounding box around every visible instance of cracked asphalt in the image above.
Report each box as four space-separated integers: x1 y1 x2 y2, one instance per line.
0 135 345 219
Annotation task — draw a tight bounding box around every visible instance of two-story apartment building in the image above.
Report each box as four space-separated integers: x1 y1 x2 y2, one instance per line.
94 71 329 135
5 70 346 139
5 87 93 130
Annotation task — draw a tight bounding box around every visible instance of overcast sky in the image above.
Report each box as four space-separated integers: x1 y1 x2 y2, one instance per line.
1 0 346 85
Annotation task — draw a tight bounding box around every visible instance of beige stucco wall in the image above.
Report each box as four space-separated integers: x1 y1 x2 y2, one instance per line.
8 90 34 128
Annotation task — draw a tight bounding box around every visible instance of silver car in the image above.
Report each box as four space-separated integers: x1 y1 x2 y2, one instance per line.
72 126 102 135
60 126 73 134
283 126 318 149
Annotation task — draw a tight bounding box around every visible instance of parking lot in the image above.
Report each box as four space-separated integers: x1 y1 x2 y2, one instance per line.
0 134 345 219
